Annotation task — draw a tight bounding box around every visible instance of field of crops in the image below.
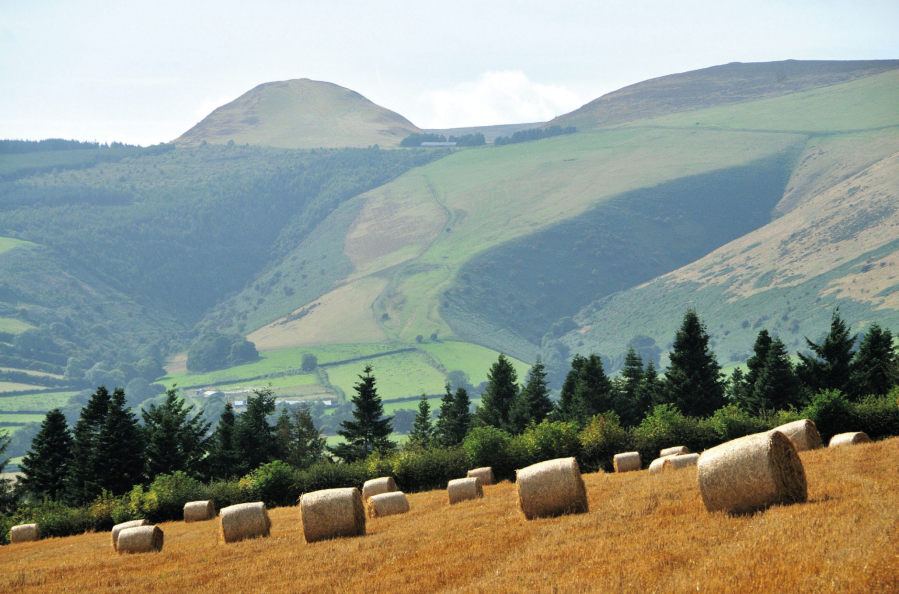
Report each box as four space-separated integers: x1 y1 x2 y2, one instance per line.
3 437 897 593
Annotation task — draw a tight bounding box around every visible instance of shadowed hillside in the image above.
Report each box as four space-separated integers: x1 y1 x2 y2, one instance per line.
175 79 421 149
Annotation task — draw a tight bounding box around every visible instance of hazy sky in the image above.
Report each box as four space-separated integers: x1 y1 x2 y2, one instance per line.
1 0 897 145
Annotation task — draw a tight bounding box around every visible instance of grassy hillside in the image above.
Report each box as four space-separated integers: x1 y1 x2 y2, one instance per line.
550 59 899 131
2 439 896 592
175 79 421 149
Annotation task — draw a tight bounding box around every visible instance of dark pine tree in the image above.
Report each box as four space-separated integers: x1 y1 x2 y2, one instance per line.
745 329 773 396
276 405 326 469
435 384 472 447
753 337 801 412
142 388 210 481
509 359 553 433
726 367 751 409
572 354 614 424
234 388 278 473
67 386 113 504
663 310 726 417
408 394 435 449
19 409 74 501
553 354 586 422
207 402 239 479
851 323 898 398
797 310 856 398
95 387 145 496
329 365 395 462
615 348 647 427
474 354 519 430
0 429 12 512
637 359 664 410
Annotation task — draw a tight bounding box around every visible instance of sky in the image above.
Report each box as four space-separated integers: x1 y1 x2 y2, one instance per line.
1 0 897 145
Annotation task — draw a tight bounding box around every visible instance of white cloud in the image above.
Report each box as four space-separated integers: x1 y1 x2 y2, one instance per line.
415 71 586 129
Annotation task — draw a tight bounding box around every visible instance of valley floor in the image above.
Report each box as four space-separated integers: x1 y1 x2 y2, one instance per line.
3 439 898 593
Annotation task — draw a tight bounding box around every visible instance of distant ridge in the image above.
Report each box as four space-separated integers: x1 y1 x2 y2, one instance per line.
175 79 421 149
550 59 899 131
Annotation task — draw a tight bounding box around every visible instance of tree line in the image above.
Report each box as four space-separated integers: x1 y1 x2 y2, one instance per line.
494 125 577 146
400 133 486 147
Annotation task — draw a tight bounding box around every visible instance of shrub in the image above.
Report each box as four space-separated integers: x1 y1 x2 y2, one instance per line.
513 420 581 469
391 447 470 492
705 405 771 442
578 413 633 472
239 460 297 508
463 426 515 481
146 471 205 522
294 461 370 496
633 404 717 464
802 389 850 444
849 393 899 441
207 479 250 510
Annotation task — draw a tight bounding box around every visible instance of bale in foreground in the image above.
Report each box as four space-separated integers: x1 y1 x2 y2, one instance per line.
662 453 700 472
447 477 483 505
614 452 642 473
10 523 39 544
300 487 365 543
116 525 164 554
111 519 149 551
660 446 690 457
829 432 872 447
774 419 823 451
362 477 397 501
516 457 588 520
184 500 216 523
220 502 271 544
698 430 807 514
649 455 678 475
467 467 495 486
366 491 410 519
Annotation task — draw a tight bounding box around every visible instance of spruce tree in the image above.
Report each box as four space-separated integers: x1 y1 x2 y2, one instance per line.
474 354 519 430
663 310 726 417
851 323 897 398
451 386 472 444
67 386 113 504
797 310 856 397
0 429 14 512
726 367 751 409
571 354 614 424
408 394 435 449
20 409 74 501
745 329 773 394
435 385 471 447
95 387 145 496
276 405 325 469
615 349 646 427
753 338 801 412
234 388 278 473
637 360 663 410
207 402 239 479
142 388 210 481
329 365 395 462
508 359 553 433
553 355 586 422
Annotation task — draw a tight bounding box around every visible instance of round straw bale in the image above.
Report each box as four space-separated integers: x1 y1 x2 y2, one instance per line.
662 453 700 472
362 477 397 501
117 525 164 554
111 519 148 551
698 430 807 514
516 457 588 520
649 455 678 475
613 451 642 473
660 446 690 457
466 467 495 486
829 432 872 448
184 500 216 523
300 487 366 543
447 477 483 505
366 491 410 519
10 523 40 544
220 502 271 544
773 419 823 451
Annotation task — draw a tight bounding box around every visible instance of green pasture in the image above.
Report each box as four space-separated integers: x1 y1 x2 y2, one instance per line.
0 381 47 393
419 341 531 385
0 391 75 413
639 70 899 133
326 350 447 401
0 413 46 424
381 394 482 416
0 238 32 259
0 367 63 379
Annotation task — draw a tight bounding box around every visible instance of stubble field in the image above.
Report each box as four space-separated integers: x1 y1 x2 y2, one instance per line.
3 438 898 593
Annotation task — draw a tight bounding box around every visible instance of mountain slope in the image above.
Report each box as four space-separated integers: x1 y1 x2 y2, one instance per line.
175 79 421 149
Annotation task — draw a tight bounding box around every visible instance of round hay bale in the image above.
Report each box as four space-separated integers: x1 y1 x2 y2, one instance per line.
220 502 271 544
366 491 410 519
447 477 483 505
829 432 872 448
698 430 807 514
648 455 678 475
613 451 642 473
362 477 397 501
10 523 40 544
300 487 365 543
111 519 149 551
773 419 823 451
184 500 216 523
116 525 164 554
662 453 700 472
466 467 495 486
660 446 690 457
516 457 588 520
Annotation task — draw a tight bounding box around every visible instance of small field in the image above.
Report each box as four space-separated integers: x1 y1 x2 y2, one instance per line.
3 438 897 593
325 350 448 401
0 315 34 334
0 391 74 412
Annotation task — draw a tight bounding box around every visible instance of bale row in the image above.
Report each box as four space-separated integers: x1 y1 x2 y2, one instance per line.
112 519 149 551
516 457 588 520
